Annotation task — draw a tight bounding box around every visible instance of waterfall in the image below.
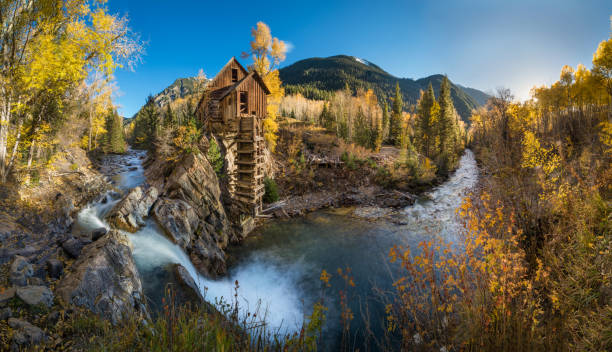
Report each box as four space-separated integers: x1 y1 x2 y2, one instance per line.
74 182 304 333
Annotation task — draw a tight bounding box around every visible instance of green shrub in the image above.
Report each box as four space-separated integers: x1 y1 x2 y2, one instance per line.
263 177 279 203
207 138 224 177
341 151 358 170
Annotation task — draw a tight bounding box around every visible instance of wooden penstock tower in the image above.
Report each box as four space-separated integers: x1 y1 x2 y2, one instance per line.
197 57 269 216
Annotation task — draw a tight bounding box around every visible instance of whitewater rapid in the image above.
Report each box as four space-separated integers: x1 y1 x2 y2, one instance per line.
74 149 305 332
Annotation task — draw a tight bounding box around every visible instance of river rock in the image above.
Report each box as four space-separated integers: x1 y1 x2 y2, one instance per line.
173 264 204 302
56 230 147 324
106 186 158 232
8 318 47 349
91 227 108 241
189 237 226 278
61 237 92 259
16 285 54 307
10 255 33 286
46 259 63 279
152 198 197 248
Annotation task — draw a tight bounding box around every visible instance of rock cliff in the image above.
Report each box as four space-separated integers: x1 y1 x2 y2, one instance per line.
56 230 147 324
149 152 236 278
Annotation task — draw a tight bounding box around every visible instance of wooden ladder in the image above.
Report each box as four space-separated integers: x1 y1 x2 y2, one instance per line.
233 115 264 215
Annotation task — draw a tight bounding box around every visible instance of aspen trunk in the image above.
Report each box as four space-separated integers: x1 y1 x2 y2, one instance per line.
0 95 12 183
88 103 93 151
27 139 35 168
7 119 23 173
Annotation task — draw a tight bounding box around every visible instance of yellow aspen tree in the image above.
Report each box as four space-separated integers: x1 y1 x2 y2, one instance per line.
592 37 612 115
245 22 287 152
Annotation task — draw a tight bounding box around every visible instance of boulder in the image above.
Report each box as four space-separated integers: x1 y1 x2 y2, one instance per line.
16 285 54 307
189 237 227 278
61 237 92 259
153 197 227 278
8 318 47 349
9 255 33 286
91 227 108 241
56 230 146 324
152 198 198 249
173 264 204 302
106 186 158 232
46 259 63 279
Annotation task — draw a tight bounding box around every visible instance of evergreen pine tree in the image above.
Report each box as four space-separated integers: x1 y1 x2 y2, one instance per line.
353 106 370 147
104 109 126 154
164 104 176 127
382 102 390 142
372 114 384 152
390 82 403 146
319 102 334 130
415 84 436 157
133 95 160 150
437 76 457 173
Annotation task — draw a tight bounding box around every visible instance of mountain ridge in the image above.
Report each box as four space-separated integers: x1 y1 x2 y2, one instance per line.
279 55 490 123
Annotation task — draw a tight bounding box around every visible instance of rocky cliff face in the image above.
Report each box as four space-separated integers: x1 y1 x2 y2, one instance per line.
56 230 147 324
149 152 236 278
106 186 159 232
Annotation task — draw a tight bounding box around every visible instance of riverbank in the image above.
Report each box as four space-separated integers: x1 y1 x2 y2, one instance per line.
0 146 113 350
266 125 458 219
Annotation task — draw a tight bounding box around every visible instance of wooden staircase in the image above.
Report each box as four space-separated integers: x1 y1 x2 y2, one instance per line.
232 114 265 215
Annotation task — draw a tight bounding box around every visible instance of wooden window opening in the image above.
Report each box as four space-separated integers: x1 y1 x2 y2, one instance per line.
231 68 238 82
240 91 248 114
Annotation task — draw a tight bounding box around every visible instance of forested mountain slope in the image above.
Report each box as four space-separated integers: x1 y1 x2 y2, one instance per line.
279 55 490 123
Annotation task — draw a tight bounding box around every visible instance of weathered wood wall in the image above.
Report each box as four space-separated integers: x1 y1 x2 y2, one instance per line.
235 76 267 119
209 60 247 90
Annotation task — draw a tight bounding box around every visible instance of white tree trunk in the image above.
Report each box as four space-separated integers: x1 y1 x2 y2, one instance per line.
7 118 23 172
0 95 12 182
27 139 35 168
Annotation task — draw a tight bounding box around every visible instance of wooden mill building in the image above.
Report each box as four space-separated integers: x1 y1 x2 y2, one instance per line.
197 57 269 215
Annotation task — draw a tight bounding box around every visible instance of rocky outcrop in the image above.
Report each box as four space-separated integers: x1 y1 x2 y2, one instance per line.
91 227 108 241
8 318 47 350
9 256 33 286
61 237 92 259
152 198 197 248
163 153 234 244
16 286 54 307
152 198 227 277
106 186 158 232
148 152 236 278
173 264 204 302
46 259 63 279
56 230 146 324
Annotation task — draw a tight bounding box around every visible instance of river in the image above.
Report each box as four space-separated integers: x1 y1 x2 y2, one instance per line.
73 149 478 350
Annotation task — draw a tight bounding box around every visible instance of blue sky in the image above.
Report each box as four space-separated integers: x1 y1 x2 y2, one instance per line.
108 0 612 117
